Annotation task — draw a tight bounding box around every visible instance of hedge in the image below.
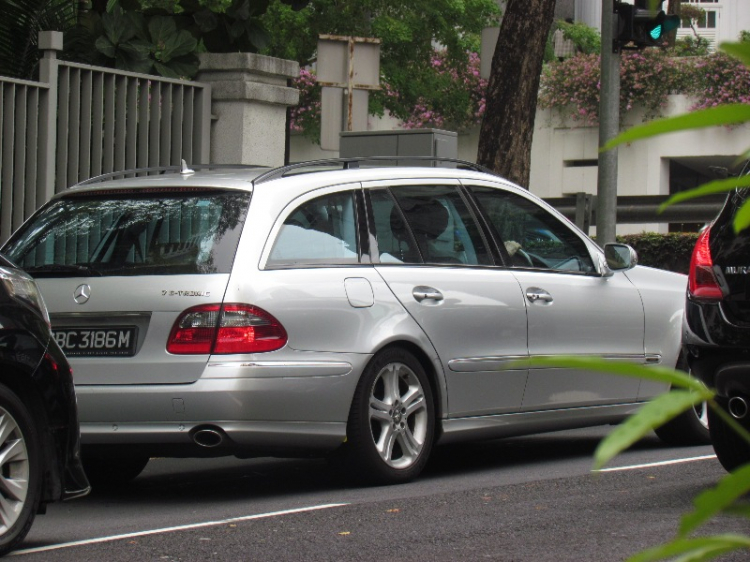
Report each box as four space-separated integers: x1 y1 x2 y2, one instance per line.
615 232 698 275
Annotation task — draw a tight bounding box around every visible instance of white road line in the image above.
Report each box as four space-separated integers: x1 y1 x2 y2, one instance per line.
11 503 349 556
592 454 717 473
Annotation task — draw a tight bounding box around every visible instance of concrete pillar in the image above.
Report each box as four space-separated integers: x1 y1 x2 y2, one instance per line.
196 53 299 167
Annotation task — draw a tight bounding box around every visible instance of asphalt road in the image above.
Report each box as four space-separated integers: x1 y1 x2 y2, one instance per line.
13 428 749 561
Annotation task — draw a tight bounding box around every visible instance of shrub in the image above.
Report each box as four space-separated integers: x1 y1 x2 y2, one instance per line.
540 50 750 126
688 52 750 111
289 68 322 143
291 49 487 144
539 50 688 124
616 232 698 274
384 50 487 131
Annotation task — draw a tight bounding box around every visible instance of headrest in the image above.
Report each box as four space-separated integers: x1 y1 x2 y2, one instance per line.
391 199 449 242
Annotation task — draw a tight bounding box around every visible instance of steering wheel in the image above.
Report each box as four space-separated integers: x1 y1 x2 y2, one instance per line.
513 248 535 268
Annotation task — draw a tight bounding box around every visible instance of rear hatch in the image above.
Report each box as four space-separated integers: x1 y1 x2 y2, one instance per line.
2 187 251 385
711 188 750 325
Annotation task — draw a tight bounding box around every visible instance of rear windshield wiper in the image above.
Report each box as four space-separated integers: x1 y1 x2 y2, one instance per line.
22 264 103 278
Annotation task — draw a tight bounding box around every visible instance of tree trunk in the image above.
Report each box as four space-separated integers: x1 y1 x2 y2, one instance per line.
476 0 557 188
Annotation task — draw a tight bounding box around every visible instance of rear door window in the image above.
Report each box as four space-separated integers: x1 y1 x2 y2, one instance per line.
369 185 492 266
3 190 250 276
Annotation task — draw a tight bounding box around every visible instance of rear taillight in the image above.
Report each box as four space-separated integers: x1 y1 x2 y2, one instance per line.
167 304 287 355
688 227 723 302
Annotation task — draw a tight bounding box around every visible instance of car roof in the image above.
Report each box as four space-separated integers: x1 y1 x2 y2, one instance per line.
60 158 522 199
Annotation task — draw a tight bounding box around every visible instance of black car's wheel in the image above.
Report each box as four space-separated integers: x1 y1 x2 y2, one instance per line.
82 453 150 488
708 404 750 472
654 399 711 445
344 348 435 485
655 357 711 446
0 384 43 556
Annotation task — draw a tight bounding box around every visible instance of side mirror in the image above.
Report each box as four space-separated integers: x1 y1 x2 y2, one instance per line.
604 243 638 271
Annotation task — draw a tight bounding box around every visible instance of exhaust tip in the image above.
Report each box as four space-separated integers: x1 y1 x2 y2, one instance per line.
728 395 749 420
192 427 225 448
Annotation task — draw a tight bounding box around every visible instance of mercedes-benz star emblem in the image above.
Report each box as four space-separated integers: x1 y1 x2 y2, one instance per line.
74 284 91 304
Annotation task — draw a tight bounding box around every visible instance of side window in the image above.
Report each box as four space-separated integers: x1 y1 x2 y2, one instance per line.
471 186 595 273
268 191 360 267
369 185 492 266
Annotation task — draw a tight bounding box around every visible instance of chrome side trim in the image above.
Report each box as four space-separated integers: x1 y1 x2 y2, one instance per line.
448 356 528 372
448 353 659 372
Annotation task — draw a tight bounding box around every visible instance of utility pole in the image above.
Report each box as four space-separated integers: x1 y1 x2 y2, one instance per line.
597 0 620 245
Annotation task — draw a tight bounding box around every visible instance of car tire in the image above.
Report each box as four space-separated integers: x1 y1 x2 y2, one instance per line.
343 348 435 485
654 399 711 446
0 384 43 556
708 403 750 472
82 453 150 488
654 356 711 446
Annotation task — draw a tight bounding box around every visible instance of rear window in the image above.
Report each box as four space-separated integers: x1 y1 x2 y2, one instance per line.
3 190 251 276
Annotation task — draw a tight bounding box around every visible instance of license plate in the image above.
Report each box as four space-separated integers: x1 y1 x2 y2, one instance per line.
53 327 138 357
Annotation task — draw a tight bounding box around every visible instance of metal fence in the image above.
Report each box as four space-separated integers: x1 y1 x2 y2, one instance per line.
548 193 725 234
0 32 211 244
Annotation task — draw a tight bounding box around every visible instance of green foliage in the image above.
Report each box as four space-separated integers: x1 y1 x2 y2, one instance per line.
616 232 698 274
598 40 750 562
0 0 78 79
540 49 689 124
672 35 711 57
557 20 600 55
262 0 498 134
289 68 321 143
88 2 199 77
541 45 750 126
190 0 272 53
2 0 289 80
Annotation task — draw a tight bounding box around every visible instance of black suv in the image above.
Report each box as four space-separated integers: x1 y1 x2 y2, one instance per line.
0 253 89 555
684 188 750 471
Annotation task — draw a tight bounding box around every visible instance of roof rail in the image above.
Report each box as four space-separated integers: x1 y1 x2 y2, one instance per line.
253 156 496 185
75 161 268 187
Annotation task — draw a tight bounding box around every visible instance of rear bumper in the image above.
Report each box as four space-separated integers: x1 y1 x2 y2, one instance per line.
75 354 370 456
684 299 750 394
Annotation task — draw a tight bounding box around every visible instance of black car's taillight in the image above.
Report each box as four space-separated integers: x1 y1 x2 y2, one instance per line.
167 304 288 354
688 227 723 302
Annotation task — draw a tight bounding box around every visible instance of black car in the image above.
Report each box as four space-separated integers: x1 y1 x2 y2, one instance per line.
0 253 90 555
684 188 750 472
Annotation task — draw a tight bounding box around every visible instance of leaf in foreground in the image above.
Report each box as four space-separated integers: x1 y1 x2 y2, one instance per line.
601 104 750 152
627 535 750 562
679 463 750 536
514 356 707 392
721 41 750 68
593 390 712 470
657 175 750 211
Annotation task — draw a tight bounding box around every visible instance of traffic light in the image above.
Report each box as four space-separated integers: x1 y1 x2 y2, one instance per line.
615 0 681 50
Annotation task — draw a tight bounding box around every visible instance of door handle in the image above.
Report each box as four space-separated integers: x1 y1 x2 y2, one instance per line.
413 286 444 303
526 287 553 303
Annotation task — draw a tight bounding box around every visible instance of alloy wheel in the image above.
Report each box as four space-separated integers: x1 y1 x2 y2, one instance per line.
368 362 429 469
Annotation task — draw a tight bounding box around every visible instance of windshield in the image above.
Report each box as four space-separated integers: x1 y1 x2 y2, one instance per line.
3 190 251 277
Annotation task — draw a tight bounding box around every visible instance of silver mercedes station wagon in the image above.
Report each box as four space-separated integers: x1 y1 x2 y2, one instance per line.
1 159 706 485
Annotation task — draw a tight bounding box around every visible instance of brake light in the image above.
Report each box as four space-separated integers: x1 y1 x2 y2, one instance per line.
688 227 723 301
167 304 287 355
